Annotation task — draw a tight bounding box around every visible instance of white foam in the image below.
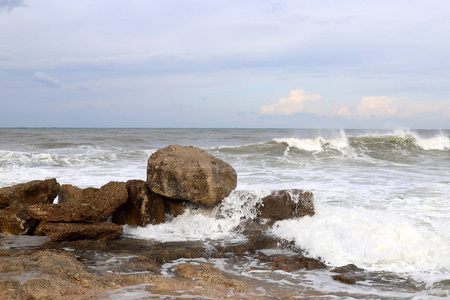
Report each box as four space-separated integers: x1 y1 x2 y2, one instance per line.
273 132 349 153
124 190 268 242
270 205 450 273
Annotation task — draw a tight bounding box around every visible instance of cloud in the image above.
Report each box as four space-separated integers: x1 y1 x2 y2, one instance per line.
260 89 322 115
0 0 24 12
33 72 61 88
355 96 397 118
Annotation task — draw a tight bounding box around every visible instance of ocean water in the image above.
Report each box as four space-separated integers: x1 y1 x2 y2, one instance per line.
1 128 449 299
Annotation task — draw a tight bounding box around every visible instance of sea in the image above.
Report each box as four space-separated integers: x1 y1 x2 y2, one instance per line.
0 128 449 299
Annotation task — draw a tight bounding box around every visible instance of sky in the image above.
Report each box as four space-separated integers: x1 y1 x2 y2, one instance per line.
1 0 449 129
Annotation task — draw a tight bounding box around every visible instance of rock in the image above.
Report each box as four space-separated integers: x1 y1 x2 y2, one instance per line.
41 222 123 241
0 276 26 300
256 189 314 220
27 181 128 223
112 180 165 226
0 178 60 208
164 198 200 217
22 275 96 299
57 184 98 204
147 145 237 206
0 179 60 235
270 255 327 272
331 264 366 284
27 203 97 222
332 274 357 284
176 263 248 292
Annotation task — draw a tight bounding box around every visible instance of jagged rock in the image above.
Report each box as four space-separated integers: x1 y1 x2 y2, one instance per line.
57 184 98 204
112 180 165 226
147 145 237 206
256 189 314 220
0 179 60 235
42 222 123 241
27 181 128 223
164 198 199 217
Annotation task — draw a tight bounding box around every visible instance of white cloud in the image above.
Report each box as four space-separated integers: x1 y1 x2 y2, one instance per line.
260 89 322 115
355 96 397 118
33 72 61 88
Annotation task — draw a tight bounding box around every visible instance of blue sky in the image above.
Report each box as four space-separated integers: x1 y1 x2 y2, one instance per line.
1 0 449 128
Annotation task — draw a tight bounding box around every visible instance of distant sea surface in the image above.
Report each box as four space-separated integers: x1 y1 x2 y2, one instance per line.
1 128 449 298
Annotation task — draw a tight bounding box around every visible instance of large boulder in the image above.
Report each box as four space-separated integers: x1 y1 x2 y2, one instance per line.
256 189 315 220
41 222 123 241
27 181 128 223
112 180 165 227
147 145 237 206
0 179 60 235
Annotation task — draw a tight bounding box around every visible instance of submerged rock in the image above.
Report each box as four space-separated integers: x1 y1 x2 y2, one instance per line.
0 179 60 235
112 180 165 227
256 189 315 220
147 145 237 206
42 222 123 242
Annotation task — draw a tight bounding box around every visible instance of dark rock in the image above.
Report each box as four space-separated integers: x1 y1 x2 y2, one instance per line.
331 264 365 273
270 255 327 272
0 179 60 235
112 180 165 226
147 145 237 206
164 198 200 217
27 181 128 223
256 189 314 220
42 222 123 241
332 274 357 284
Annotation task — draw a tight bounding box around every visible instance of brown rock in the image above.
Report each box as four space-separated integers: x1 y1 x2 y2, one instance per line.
0 276 26 300
112 180 165 226
0 179 60 235
26 181 128 223
164 198 200 217
176 263 248 292
27 203 97 222
147 145 237 206
332 274 357 284
0 178 60 208
256 189 315 220
42 222 123 241
57 184 98 204
270 255 327 272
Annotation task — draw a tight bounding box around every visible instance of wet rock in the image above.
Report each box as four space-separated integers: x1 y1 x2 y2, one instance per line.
22 275 96 299
43 240 111 251
331 264 365 273
331 264 366 284
164 198 200 217
270 255 327 272
147 145 237 206
27 181 128 223
57 184 98 205
177 263 248 292
332 274 357 284
42 222 123 242
0 179 60 235
112 180 165 226
256 189 315 220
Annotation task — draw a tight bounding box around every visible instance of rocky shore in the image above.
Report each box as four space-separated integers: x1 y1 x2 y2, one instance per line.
0 145 407 299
